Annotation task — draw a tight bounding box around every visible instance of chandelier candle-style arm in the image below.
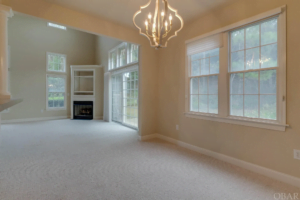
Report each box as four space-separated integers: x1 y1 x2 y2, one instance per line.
133 0 184 49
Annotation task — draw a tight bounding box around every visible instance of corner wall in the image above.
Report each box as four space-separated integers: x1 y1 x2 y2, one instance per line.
158 0 300 179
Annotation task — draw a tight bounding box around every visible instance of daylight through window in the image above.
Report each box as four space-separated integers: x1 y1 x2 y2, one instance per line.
230 17 278 120
190 48 219 114
47 75 66 109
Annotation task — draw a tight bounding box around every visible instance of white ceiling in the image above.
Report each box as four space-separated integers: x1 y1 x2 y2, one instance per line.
43 0 238 28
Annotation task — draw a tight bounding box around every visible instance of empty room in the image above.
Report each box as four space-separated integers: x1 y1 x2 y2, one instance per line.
0 0 299 199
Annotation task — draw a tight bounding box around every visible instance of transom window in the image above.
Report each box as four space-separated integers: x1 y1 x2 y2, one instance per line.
47 75 66 110
109 42 139 70
190 49 219 114
110 51 117 70
128 43 139 63
229 17 278 120
47 52 66 73
119 44 127 66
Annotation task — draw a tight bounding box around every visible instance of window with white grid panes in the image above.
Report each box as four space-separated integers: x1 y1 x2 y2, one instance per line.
47 52 66 73
190 48 219 114
112 74 123 122
109 43 139 70
110 50 117 70
230 17 278 120
118 43 127 67
123 71 138 128
47 75 66 109
128 44 139 63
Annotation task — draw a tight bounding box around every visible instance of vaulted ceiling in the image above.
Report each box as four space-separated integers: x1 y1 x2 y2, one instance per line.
42 0 239 28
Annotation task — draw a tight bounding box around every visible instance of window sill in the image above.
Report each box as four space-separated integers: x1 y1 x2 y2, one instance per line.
46 108 67 111
184 112 288 131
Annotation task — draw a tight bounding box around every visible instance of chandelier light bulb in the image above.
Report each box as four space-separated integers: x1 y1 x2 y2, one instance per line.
169 14 172 21
161 11 165 16
148 13 152 19
145 21 148 26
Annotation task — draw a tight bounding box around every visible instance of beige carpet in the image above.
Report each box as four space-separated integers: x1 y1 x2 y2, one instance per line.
0 120 299 200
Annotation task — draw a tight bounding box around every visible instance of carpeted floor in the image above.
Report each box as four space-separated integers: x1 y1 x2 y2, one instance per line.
0 120 299 200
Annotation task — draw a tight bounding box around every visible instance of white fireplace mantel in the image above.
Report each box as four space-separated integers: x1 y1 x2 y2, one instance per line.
70 65 101 119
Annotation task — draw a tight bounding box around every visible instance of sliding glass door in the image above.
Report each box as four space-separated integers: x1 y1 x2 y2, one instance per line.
112 74 123 123
112 69 138 129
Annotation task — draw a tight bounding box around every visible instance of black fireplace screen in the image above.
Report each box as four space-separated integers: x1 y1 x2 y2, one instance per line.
73 101 93 120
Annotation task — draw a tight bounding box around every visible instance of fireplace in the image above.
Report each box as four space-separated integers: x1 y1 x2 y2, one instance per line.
73 101 93 120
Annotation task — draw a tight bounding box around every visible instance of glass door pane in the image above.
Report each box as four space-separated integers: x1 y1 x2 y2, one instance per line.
112 74 123 123
123 71 138 128
111 70 139 129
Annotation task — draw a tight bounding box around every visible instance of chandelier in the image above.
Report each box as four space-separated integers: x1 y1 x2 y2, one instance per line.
133 0 184 49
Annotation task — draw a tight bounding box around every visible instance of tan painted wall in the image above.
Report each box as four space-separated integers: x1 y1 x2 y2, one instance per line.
95 36 122 72
158 0 300 178
2 13 97 120
2 0 159 136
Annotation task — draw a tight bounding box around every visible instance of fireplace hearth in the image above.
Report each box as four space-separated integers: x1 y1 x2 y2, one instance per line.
73 101 93 120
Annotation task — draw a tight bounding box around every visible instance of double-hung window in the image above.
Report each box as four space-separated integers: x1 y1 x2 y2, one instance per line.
46 52 67 110
190 48 219 114
230 18 278 120
47 75 66 109
185 6 286 131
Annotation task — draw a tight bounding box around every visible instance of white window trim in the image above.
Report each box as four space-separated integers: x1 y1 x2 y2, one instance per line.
108 47 118 70
46 74 67 111
46 52 67 73
185 5 287 131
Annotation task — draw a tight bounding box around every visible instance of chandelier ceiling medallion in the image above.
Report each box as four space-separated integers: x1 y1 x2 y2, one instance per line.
133 0 184 49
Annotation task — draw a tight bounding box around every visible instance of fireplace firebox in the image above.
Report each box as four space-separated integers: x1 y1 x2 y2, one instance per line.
73 101 93 120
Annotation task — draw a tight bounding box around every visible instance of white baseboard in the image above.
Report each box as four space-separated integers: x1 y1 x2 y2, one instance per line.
1 116 69 124
141 134 300 188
